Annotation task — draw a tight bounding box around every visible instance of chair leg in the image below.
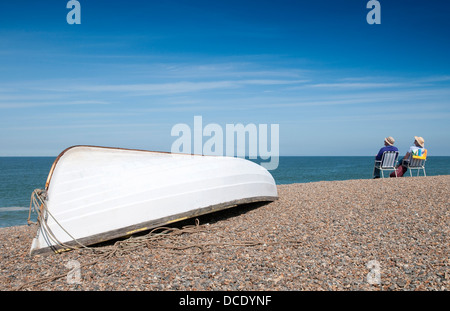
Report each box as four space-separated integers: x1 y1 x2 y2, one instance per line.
423 168 426 177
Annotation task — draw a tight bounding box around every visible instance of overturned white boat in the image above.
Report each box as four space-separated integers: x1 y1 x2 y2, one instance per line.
29 146 278 255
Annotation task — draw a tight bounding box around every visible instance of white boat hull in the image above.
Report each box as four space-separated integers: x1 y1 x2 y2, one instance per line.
30 146 278 255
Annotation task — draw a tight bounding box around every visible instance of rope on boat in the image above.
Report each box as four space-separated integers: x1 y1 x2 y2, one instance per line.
18 215 209 290
27 189 206 255
28 189 92 253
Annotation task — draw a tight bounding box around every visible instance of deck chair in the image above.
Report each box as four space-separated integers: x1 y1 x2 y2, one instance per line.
404 149 427 177
373 151 399 178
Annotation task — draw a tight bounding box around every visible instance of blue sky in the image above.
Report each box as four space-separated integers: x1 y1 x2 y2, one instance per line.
0 0 449 156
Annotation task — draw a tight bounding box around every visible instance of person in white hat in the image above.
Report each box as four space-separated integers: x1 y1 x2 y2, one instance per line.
373 136 399 178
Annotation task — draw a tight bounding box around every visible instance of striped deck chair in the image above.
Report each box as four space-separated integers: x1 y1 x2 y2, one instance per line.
405 149 427 177
373 151 399 178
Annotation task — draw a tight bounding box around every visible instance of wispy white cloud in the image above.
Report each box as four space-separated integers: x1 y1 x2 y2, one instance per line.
305 82 408 89
2 68 449 113
296 112 450 124
21 79 305 98
0 100 110 109
2 122 170 131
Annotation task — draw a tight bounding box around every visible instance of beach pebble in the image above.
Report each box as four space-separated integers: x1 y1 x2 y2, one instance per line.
0 175 448 291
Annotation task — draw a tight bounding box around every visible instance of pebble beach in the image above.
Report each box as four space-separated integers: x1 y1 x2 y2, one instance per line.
0 175 448 291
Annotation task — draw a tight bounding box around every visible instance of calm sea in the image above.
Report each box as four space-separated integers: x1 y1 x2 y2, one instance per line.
1 156 449 228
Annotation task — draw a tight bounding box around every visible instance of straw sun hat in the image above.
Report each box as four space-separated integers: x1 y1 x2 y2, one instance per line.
384 136 395 146
415 136 425 147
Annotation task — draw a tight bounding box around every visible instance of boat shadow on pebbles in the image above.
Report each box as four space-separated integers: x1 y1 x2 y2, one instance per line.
91 200 272 250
